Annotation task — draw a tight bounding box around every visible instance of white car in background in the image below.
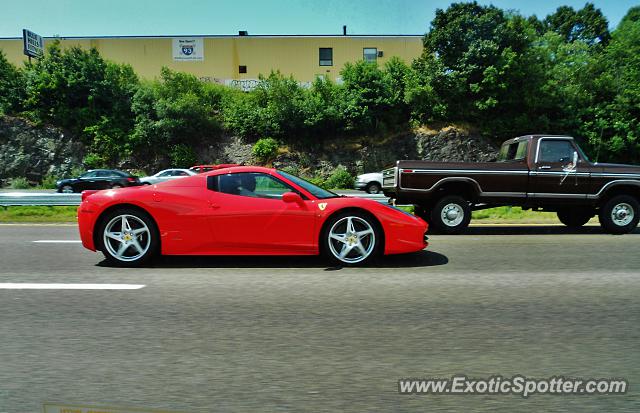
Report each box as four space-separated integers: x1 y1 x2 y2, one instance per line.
355 172 384 194
139 168 196 185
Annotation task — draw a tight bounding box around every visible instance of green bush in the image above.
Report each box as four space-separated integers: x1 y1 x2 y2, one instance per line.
169 144 198 168
10 177 30 189
252 137 279 165
37 174 59 189
83 153 107 169
306 175 328 189
323 166 354 189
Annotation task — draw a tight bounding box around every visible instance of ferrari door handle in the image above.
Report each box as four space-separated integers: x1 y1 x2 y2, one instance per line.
209 203 220 209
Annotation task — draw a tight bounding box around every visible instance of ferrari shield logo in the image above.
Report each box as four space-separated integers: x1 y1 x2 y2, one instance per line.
318 202 327 211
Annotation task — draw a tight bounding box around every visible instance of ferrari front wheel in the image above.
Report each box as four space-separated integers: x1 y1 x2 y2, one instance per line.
98 208 159 266
322 211 382 266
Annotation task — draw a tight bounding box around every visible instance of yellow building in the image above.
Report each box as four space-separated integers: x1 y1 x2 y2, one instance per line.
0 34 423 87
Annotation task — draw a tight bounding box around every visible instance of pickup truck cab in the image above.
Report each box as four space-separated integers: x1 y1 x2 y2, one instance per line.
383 135 640 234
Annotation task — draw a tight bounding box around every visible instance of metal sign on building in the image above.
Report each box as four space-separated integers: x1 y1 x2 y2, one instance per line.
22 29 44 58
172 38 204 61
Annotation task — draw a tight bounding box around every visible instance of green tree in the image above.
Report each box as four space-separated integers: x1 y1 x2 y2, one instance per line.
414 2 538 133
544 3 610 45
581 7 640 162
130 68 224 168
224 71 307 141
300 76 343 139
24 41 138 147
340 60 407 133
20 40 139 167
0 51 24 114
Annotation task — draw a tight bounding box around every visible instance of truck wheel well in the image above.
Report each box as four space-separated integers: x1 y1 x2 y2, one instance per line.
93 203 159 251
598 186 640 206
433 181 478 202
318 207 385 252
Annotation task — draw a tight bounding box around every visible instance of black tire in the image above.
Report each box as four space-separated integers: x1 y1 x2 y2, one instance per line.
59 184 74 193
365 182 382 194
598 195 640 234
96 207 159 267
429 195 472 234
321 210 383 266
557 208 593 228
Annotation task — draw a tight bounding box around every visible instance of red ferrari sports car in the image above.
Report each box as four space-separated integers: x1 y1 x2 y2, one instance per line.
77 166 428 266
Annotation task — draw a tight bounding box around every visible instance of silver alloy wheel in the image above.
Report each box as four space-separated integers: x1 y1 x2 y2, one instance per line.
441 203 464 227
103 214 151 262
328 216 376 264
61 185 73 193
611 202 634 227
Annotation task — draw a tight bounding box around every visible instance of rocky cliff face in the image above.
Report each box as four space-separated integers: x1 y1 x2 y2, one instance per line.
414 126 499 162
269 125 500 176
0 116 84 182
0 115 499 182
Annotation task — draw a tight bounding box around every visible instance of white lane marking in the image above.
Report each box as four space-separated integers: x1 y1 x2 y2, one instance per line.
33 240 82 243
0 283 145 290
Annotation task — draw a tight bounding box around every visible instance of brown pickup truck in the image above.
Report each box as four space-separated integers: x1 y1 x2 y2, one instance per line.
382 135 640 234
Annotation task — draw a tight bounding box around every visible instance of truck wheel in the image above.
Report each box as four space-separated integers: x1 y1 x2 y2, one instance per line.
557 209 593 228
599 195 640 234
430 195 471 234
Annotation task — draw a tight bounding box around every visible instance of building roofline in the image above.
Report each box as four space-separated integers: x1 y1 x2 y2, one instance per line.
0 34 424 41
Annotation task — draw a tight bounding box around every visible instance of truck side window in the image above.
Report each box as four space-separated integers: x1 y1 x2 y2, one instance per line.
538 140 575 163
498 141 528 162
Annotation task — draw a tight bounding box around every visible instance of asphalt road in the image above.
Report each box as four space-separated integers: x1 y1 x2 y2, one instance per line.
0 224 639 412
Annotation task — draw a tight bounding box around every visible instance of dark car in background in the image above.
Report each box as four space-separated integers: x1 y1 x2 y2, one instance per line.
56 169 141 193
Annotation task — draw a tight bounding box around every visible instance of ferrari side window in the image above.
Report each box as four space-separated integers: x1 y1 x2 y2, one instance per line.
252 175 292 199
215 173 294 199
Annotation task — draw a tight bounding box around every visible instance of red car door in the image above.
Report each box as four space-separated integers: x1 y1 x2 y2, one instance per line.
207 172 317 253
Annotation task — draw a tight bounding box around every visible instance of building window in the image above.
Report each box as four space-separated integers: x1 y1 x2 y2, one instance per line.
363 48 378 63
239 65 247 74
319 48 333 66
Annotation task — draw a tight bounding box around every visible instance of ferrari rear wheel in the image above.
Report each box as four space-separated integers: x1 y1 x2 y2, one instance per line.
98 208 159 266
322 211 382 266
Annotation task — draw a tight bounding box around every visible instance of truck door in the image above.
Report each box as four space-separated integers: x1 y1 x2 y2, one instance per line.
531 138 591 198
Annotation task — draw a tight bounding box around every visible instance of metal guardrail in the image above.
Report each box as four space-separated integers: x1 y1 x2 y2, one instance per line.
0 192 81 206
0 191 388 206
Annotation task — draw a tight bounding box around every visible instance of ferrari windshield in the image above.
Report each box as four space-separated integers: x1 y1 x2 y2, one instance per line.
277 170 340 199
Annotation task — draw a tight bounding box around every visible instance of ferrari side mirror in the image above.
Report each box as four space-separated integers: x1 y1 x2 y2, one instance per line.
282 192 303 204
